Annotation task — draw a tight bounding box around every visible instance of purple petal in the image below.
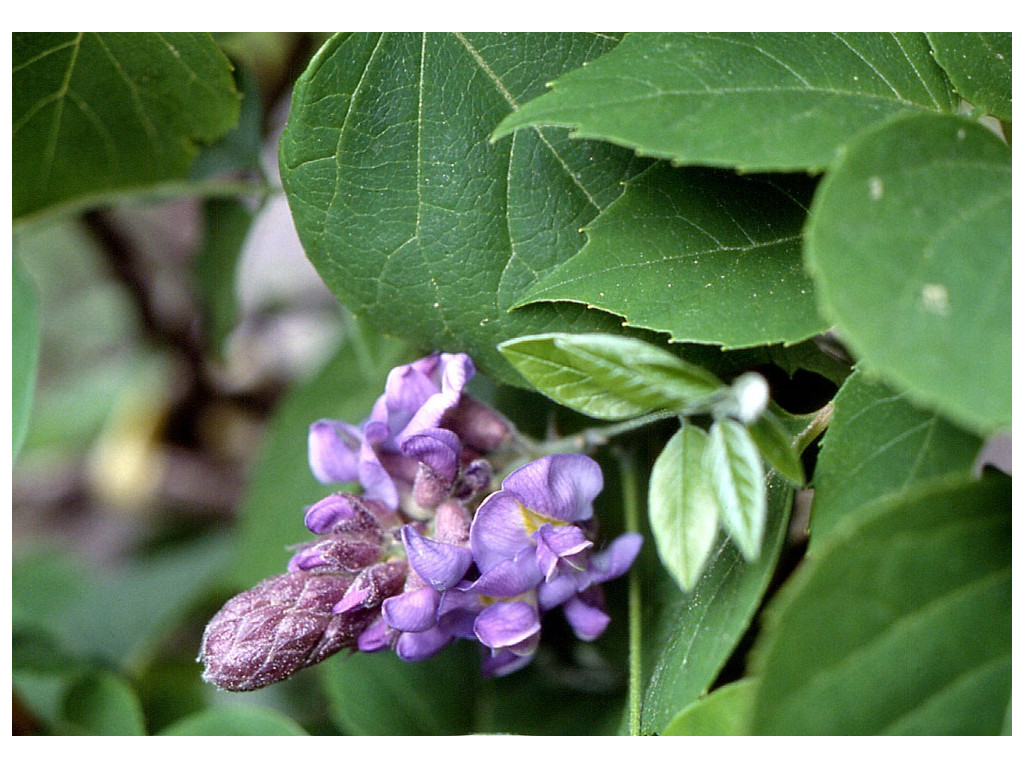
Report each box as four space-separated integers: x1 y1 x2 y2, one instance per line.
537 571 589 611
395 354 474 445
395 626 453 662
436 587 483 639
463 548 541 597
400 427 461 482
356 431 399 508
469 490 533 572
563 595 610 641
401 525 473 590
588 532 643 584
308 420 362 484
481 648 535 677
534 523 592 580
356 617 394 652
303 494 361 534
501 454 603 522
474 600 540 651
381 587 440 632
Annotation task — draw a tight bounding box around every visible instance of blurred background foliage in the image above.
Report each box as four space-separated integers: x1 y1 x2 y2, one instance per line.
12 33 355 735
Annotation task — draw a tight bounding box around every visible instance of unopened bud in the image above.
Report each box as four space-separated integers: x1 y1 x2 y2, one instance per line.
441 395 512 454
200 570 375 692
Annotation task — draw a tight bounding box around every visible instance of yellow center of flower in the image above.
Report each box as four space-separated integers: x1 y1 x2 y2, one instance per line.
517 502 566 535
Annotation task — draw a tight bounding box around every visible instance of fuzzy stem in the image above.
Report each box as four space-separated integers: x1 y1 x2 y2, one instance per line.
615 445 644 736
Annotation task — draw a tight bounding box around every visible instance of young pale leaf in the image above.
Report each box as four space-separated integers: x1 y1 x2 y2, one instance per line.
746 408 806 486
662 679 756 736
280 33 653 385
927 33 1011 121
805 112 1010 436
810 370 983 552
498 333 723 420
13 33 240 221
751 473 1010 735
649 424 720 592
642 477 791 734
493 33 956 172
13 258 40 458
705 419 766 560
515 164 827 348
160 707 308 736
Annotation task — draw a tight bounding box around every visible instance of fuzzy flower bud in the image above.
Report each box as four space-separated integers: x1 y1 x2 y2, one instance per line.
200 570 381 692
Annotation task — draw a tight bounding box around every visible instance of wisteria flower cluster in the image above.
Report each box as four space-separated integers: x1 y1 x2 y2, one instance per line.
200 352 641 691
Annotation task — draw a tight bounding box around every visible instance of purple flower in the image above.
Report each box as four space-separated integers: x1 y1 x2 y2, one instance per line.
470 453 604 575
307 353 475 508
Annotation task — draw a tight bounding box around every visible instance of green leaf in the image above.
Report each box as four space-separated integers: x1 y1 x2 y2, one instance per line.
159 706 308 736
648 423 719 591
746 409 806 486
13 258 40 458
279 32 653 385
498 332 723 420
705 419 766 560
810 369 983 552
194 198 254 357
516 164 827 348
59 671 146 735
805 112 1010 436
927 33 1012 121
321 642 480 735
751 473 1010 735
493 33 956 172
641 476 791 734
13 33 240 221
662 679 756 735
230 319 411 589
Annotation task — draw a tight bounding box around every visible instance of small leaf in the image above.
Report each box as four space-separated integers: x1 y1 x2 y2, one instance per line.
810 370 984 552
805 112 1010 436
159 706 308 736
515 164 827 348
498 332 723 421
705 419 766 560
649 423 719 591
746 409 806 486
493 33 956 172
642 476 791 734
13 33 240 220
927 33 1011 121
59 671 146 735
662 679 756 736
13 258 40 458
751 473 1010 735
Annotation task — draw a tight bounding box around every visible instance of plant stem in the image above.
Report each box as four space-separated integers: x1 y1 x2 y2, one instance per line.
615 445 644 736
794 400 834 455
518 410 673 458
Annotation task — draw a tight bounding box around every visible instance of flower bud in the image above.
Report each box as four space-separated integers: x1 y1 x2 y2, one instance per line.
441 395 512 454
200 570 376 692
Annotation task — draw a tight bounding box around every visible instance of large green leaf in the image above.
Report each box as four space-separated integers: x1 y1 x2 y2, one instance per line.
810 369 983 552
927 33 1012 121
231 318 411 589
751 473 1010 735
805 112 1010 436
279 32 652 385
498 332 723 421
648 423 719 592
13 258 40 458
159 706 308 736
493 33 956 172
13 33 240 220
641 476 791 734
515 164 827 348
